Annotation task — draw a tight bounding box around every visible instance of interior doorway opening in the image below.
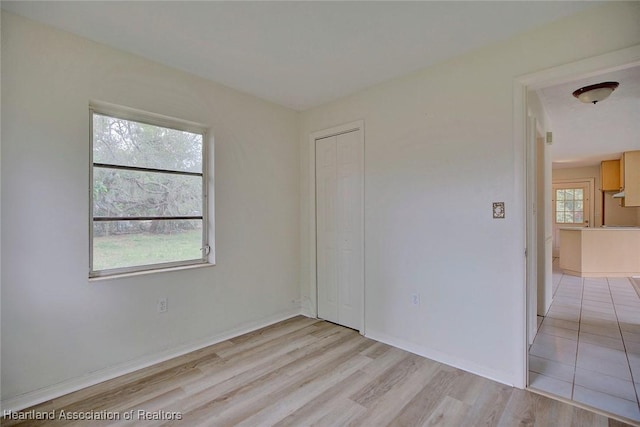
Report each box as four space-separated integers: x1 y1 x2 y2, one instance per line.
551 180 594 256
518 45 640 422
308 120 365 334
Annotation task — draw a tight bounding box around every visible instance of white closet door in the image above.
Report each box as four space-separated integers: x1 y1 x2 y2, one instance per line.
316 136 339 323
316 130 363 330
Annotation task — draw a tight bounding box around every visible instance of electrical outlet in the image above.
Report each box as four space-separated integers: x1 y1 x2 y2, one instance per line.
157 297 168 313
411 293 420 306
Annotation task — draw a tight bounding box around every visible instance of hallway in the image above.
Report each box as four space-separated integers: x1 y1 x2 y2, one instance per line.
529 259 640 422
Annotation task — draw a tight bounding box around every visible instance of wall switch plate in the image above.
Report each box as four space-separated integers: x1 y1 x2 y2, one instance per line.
493 202 505 219
411 293 420 306
157 297 168 313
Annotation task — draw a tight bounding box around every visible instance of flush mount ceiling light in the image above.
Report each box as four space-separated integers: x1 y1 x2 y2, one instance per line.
572 81 619 104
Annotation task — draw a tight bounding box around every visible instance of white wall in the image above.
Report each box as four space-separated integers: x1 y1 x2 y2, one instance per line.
1 12 300 404
299 2 640 386
2 1 640 406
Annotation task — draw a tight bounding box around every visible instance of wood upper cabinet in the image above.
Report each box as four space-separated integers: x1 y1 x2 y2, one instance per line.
600 159 620 191
621 150 640 207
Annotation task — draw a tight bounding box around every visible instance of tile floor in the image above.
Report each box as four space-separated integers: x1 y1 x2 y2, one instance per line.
528 259 640 422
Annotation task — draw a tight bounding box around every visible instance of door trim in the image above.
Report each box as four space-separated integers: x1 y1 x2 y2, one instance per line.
526 116 538 348
308 120 365 334
514 44 640 389
552 179 595 225
551 180 593 260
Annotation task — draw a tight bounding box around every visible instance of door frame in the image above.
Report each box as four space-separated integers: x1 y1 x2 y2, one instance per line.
514 44 640 389
308 120 365 334
552 179 595 221
551 179 594 257
525 115 538 348
552 179 594 219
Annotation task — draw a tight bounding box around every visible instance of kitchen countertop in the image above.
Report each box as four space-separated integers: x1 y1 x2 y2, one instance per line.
559 227 640 230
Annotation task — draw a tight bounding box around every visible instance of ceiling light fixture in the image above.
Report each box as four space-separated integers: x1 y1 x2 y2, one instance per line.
572 81 619 104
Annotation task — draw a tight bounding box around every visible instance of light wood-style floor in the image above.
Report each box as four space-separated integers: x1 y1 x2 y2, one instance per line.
2 316 633 426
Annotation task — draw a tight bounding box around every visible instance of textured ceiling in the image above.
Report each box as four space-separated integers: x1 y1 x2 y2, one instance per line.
2 1 600 111
539 65 640 168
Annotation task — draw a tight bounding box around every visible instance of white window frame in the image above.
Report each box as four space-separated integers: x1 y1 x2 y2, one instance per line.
89 101 211 278
554 187 585 224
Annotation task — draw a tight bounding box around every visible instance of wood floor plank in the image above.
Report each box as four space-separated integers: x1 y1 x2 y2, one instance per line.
359 341 393 359
497 388 539 427
111 388 188 427
272 369 374 427
179 328 323 394
274 346 416 427
154 328 363 425
446 369 489 406
233 354 372 427
347 357 442 426
350 352 425 408
358 346 413 377
571 408 612 427
153 327 358 420
214 318 323 359
388 367 466 426
462 379 513 426
176 333 374 426
420 395 471 427
174 322 344 400
2 316 635 427
309 398 367 427
227 315 316 345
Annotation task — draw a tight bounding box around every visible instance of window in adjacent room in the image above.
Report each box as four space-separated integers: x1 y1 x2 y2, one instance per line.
90 103 210 277
555 188 584 224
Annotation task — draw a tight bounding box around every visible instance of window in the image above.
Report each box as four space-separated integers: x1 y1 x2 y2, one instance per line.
555 188 584 224
90 103 209 277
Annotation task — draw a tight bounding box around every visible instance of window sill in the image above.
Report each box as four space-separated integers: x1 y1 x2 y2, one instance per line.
89 262 215 282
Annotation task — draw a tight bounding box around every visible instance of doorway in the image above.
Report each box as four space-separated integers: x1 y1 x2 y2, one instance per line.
517 45 640 382
310 121 365 332
551 180 592 256
517 45 640 421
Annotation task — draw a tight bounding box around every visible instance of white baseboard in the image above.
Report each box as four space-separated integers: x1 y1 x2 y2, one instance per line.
364 329 515 388
1 309 303 413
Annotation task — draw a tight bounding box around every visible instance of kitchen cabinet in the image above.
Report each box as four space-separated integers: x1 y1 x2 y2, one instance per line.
621 151 640 207
600 159 620 191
